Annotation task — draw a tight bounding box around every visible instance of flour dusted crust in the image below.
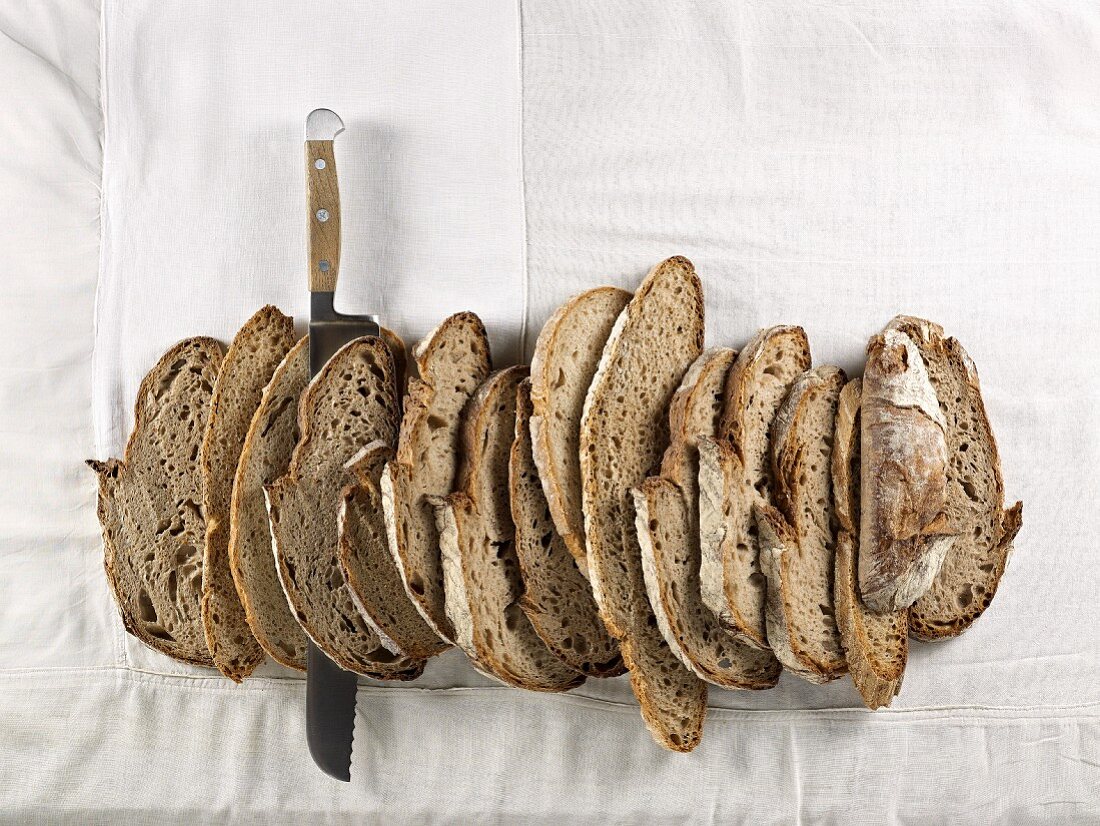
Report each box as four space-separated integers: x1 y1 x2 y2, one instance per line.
860 324 954 612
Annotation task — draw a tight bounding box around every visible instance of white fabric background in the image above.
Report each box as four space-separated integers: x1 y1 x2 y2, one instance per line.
1 0 1098 822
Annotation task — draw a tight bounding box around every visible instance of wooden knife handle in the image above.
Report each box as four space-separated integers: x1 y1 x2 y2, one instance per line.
306 140 341 293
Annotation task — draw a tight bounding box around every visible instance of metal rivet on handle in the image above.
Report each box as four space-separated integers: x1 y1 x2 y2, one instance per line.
318 260 330 272
314 158 326 169
316 209 329 222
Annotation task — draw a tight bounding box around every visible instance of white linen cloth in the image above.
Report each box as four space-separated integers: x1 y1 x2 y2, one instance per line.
1 0 1098 821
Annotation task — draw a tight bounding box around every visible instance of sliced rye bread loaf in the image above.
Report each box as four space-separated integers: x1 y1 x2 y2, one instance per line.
88 337 224 666
580 256 708 752
888 317 1024 639
199 306 296 682
699 326 811 650
833 378 907 708
860 322 954 612
339 442 449 660
227 336 310 670
437 366 584 691
530 286 632 574
266 337 422 679
635 348 781 689
760 365 848 683
511 379 624 678
382 312 492 644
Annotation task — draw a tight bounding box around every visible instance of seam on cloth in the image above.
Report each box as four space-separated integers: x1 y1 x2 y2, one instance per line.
5 665 1100 723
523 33 1036 50
516 0 530 360
92 0 128 672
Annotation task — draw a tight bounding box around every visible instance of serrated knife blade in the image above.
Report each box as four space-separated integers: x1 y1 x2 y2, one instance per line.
303 107 378 782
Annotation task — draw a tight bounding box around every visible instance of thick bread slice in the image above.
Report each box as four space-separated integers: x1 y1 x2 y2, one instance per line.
700 326 811 650
227 337 310 671
635 348 781 689
437 367 584 691
530 286 632 573
860 323 954 612
200 306 296 681
511 379 624 677
888 318 1024 639
88 337 224 666
763 365 848 683
382 312 492 644
832 378 907 708
580 256 708 752
339 442 449 660
266 337 422 679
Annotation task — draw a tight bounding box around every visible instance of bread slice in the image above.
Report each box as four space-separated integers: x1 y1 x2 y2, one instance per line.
266 337 422 679
88 337 224 666
437 366 584 691
580 256 708 752
382 312 492 644
887 318 1024 639
860 322 954 612
511 379 624 678
833 377 907 709
199 306 296 681
339 442 449 660
530 286 632 573
227 337 310 671
635 348 781 689
760 365 848 683
700 326 811 650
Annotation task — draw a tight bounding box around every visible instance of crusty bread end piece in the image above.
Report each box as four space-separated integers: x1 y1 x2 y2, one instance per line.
860 323 954 612
200 306 296 681
511 379 624 677
88 337 224 667
530 286 632 574
580 256 708 752
888 317 1024 639
382 312 492 645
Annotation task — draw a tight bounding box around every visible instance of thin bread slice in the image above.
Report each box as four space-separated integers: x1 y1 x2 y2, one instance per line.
888 318 1024 639
266 337 422 679
200 306 296 681
227 336 310 671
511 379 624 678
339 442 449 660
700 326 811 649
437 366 584 691
860 322 954 612
530 286 632 573
635 348 781 689
580 256 708 752
88 337 224 666
763 365 848 683
832 378 907 708
382 312 492 644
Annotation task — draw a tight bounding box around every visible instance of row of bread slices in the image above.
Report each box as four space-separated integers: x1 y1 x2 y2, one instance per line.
88 256 1022 753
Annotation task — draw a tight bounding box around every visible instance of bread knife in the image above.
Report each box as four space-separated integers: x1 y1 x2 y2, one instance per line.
304 107 378 782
